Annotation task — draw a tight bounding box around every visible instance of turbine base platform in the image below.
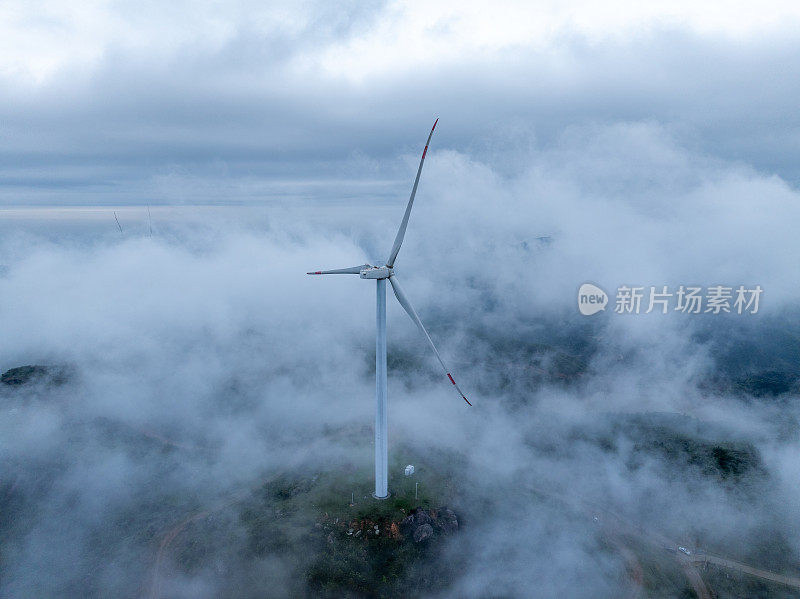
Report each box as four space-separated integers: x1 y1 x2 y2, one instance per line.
371 491 391 500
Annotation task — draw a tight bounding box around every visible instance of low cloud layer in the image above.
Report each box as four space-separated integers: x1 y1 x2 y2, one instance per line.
2 121 800 595
3 2 800 594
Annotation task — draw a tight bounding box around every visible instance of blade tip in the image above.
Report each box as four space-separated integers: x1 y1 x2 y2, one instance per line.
432 117 438 131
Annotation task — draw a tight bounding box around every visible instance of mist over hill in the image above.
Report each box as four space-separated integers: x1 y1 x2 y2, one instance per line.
3 2 800 595
2 131 800 596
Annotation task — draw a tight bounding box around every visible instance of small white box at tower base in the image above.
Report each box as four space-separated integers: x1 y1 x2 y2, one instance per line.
404 465 415 476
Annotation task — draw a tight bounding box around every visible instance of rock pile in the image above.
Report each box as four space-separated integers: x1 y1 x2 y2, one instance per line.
401 507 459 543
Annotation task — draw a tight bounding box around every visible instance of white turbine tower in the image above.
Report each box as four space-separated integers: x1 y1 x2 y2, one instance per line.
307 119 471 499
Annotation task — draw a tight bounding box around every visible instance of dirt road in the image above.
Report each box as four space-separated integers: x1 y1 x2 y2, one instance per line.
694 554 800 591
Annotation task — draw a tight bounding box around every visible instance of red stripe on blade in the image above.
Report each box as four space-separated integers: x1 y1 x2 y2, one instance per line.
447 373 455 384
422 146 428 160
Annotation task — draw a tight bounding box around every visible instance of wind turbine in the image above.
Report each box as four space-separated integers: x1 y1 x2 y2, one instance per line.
307 118 471 500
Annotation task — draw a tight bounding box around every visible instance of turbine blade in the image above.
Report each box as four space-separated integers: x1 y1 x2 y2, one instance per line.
389 275 471 406
386 118 438 268
307 264 370 275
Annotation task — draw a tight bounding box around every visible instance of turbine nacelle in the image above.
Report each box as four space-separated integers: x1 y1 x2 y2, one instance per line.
360 266 393 280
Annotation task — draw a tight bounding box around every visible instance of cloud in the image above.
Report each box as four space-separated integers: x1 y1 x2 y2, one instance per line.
3 4 800 203
3 3 800 595
2 119 800 594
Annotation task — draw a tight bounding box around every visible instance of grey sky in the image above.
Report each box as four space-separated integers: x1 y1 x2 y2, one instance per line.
2 1 800 204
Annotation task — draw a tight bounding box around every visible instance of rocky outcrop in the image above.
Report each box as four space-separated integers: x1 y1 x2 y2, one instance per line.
402 507 459 543
413 523 433 542
435 508 459 534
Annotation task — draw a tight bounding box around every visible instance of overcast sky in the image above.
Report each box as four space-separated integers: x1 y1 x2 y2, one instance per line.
5 5 800 596
2 0 800 205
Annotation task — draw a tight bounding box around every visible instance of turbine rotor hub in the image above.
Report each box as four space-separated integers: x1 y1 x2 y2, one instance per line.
360 266 393 280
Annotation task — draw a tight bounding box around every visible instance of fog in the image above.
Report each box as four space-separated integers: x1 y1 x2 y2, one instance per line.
3 1 800 596
2 121 800 596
